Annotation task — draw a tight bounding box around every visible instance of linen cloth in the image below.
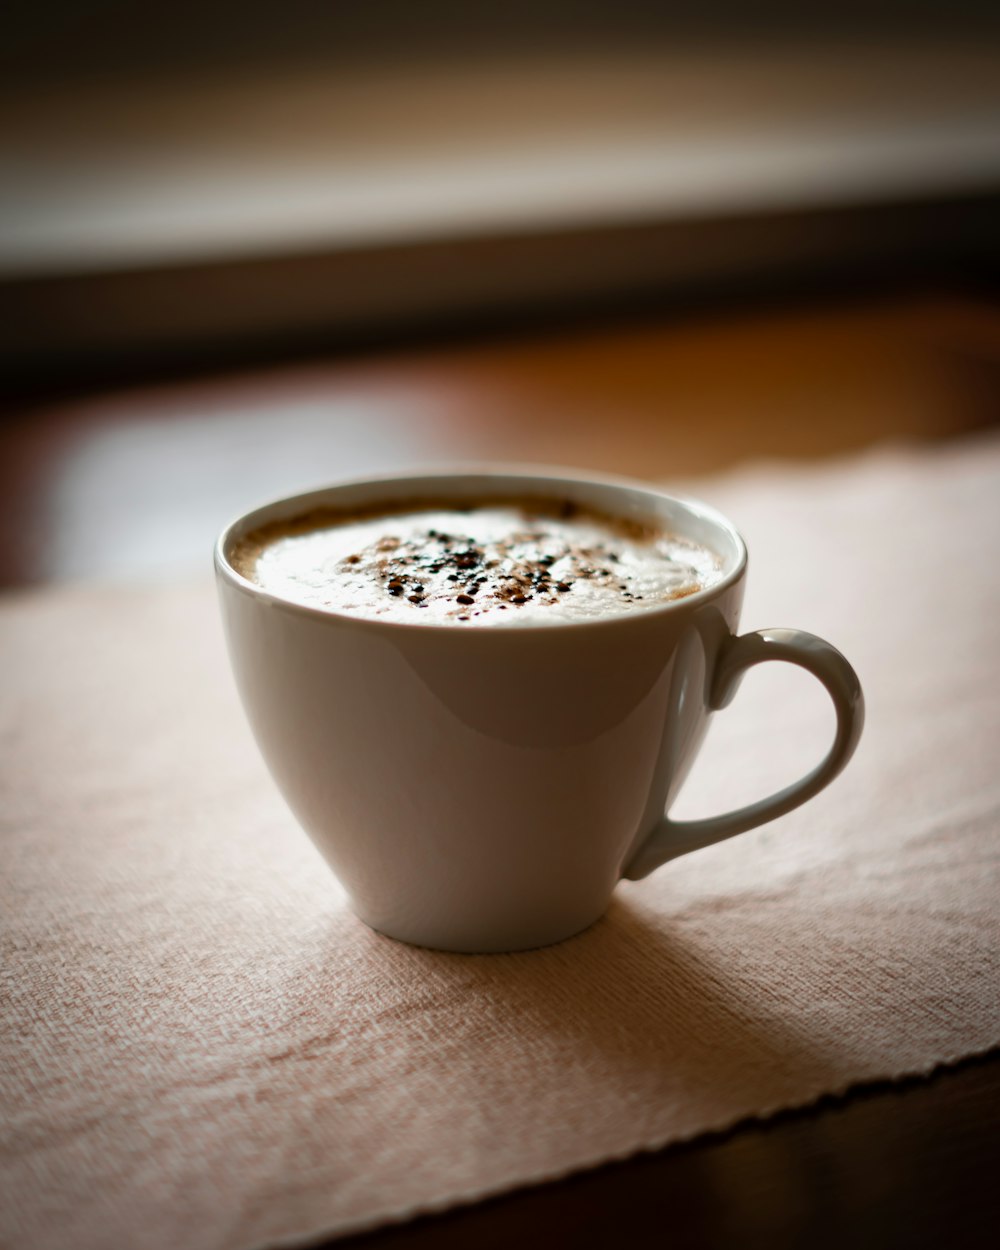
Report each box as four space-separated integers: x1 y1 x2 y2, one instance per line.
2 435 999 1250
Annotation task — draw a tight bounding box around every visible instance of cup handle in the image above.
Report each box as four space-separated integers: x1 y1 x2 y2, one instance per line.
622 628 864 881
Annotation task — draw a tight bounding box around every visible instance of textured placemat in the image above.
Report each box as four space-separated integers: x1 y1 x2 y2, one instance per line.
3 436 999 1250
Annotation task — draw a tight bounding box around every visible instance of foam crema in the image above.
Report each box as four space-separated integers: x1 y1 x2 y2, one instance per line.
230 498 723 625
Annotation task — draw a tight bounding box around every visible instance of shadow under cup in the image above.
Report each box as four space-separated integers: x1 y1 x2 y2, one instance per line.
215 468 750 952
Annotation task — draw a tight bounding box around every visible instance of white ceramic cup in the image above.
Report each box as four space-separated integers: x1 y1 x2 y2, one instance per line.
215 468 864 952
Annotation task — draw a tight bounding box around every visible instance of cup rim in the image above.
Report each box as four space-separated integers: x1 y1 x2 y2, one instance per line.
214 463 748 633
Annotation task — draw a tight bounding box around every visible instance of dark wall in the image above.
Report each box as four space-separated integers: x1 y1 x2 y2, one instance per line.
4 2 999 87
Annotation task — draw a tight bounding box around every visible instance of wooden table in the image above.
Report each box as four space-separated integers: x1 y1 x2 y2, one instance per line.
3 290 998 1247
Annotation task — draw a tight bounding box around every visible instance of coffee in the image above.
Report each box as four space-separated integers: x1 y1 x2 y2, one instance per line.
218 473 863 950
231 498 722 625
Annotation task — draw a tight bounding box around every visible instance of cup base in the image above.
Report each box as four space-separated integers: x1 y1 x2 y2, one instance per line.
358 910 605 955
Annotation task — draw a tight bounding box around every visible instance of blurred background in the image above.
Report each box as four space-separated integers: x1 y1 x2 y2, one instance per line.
1 0 998 584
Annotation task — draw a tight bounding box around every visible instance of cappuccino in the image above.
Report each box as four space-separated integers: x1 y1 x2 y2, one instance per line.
231 499 722 625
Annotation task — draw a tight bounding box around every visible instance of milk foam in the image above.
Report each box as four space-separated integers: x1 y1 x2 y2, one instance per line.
233 503 722 625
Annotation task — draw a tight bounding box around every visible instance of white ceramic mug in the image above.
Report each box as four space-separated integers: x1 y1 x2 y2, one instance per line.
215 468 864 952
